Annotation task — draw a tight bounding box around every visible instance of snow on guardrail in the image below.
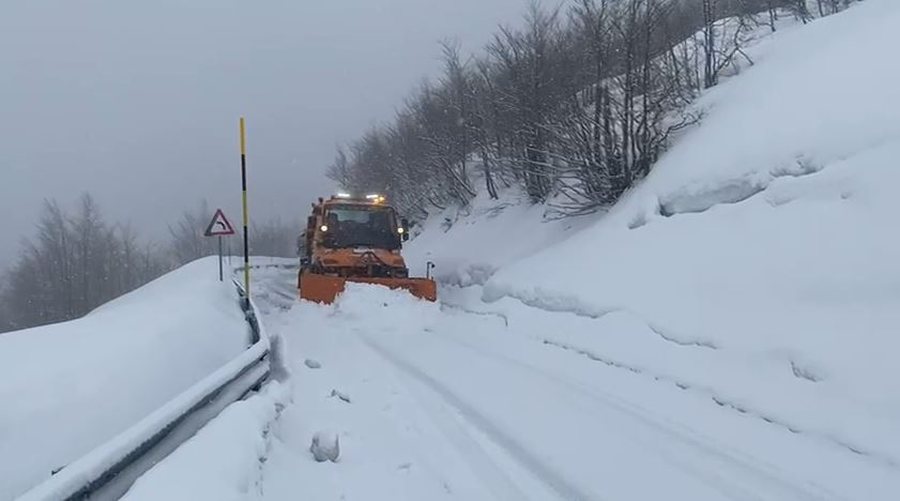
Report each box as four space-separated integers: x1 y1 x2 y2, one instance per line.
17 282 270 501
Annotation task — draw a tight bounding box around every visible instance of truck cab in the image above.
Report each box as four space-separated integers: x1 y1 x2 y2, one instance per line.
298 193 434 303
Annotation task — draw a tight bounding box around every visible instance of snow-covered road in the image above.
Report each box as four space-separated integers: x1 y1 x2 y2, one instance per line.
234 266 896 501
118 4 900 499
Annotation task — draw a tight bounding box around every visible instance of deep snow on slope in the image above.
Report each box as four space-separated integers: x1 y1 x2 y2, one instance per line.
409 0 900 485
123 382 289 501
402 9 803 285
0 257 251 500
405 190 598 285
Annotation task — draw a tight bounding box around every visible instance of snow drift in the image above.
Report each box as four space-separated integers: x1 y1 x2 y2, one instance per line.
0 257 251 500
411 0 900 472
122 382 288 501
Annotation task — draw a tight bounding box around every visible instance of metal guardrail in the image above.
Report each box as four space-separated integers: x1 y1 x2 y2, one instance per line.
235 261 300 272
18 282 270 501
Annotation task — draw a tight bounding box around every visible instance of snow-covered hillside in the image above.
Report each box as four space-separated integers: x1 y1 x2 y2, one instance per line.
476 0 900 462
0 257 251 500
407 0 900 493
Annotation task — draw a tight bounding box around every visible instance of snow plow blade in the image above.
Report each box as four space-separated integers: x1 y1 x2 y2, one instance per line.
299 270 437 304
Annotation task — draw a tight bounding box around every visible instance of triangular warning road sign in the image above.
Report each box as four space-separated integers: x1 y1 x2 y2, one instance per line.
205 209 236 237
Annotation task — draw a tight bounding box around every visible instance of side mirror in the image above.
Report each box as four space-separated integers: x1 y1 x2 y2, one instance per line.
400 218 410 241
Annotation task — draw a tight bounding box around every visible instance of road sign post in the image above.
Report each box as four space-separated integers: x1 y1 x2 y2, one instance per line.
205 209 236 282
239 117 250 305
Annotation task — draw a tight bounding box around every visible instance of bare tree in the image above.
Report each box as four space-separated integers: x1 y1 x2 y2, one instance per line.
250 218 301 258
168 200 219 266
327 0 853 219
702 0 718 87
0 195 166 332
0 291 11 333
790 0 813 22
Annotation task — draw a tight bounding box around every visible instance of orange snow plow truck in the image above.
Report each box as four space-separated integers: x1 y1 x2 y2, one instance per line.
298 193 436 304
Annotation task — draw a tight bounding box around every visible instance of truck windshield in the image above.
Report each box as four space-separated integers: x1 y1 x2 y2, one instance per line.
324 205 400 250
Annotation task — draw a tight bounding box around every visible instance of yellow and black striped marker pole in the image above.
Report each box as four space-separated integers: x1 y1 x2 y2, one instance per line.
240 117 250 302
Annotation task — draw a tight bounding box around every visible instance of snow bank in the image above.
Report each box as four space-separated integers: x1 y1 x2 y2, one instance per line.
479 0 900 463
335 282 440 328
395 0 900 473
121 382 288 501
0 257 251 500
404 189 596 286
623 2 900 224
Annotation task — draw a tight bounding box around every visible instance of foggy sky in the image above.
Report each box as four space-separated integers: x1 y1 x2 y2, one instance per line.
0 0 530 269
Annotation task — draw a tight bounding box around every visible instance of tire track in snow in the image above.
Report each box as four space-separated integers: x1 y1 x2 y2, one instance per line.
256 281 524 500
248 268 298 313
383 327 841 501
384 360 532 501
360 336 600 501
